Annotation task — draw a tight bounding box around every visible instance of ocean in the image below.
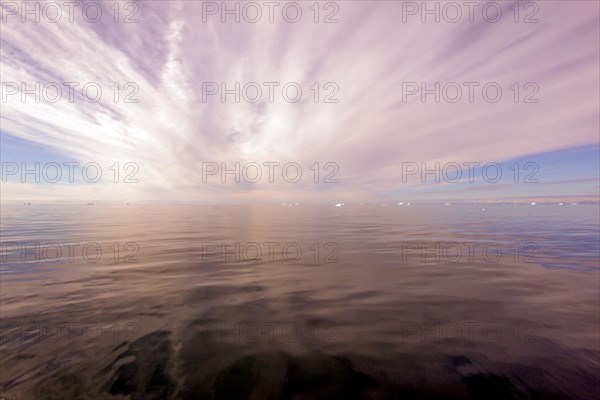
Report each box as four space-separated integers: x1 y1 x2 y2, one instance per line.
1 204 599 399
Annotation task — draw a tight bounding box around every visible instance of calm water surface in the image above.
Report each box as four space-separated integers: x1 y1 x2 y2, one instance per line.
1 204 599 399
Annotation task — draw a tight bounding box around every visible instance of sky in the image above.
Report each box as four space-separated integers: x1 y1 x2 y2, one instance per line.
1 0 599 204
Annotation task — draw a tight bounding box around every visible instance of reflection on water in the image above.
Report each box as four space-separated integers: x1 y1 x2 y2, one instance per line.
1 204 599 399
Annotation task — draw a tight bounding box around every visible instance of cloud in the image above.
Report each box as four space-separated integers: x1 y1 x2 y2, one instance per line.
1 1 598 203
